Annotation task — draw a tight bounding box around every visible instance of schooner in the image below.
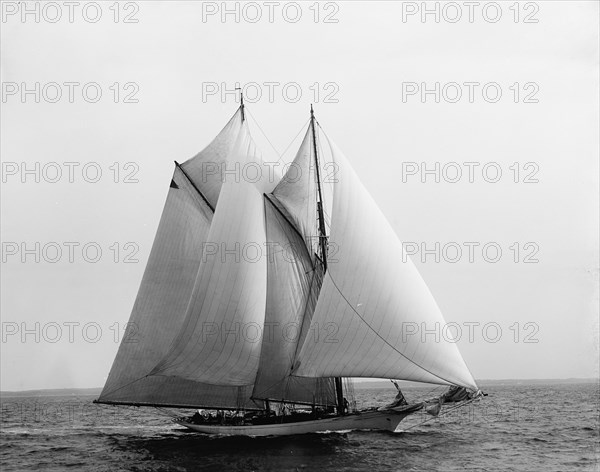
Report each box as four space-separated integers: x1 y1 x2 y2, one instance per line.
95 98 482 436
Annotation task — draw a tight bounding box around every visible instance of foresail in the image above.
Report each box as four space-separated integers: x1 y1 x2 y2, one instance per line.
292 137 478 391
251 196 336 406
150 123 268 386
98 166 260 409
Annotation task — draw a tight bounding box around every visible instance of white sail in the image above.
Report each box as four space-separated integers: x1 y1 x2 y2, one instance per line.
179 109 243 209
251 196 336 405
272 126 334 255
181 107 280 206
99 106 478 415
150 122 269 386
272 128 317 246
98 164 260 409
292 135 478 391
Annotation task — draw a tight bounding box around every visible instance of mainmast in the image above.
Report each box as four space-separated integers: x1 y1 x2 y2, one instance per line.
310 104 345 415
310 105 328 271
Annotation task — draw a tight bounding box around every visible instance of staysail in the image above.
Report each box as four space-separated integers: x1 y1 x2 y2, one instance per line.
291 133 478 390
251 195 336 406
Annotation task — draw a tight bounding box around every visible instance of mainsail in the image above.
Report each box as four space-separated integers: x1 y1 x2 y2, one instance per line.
97 109 264 409
149 123 269 386
98 103 477 413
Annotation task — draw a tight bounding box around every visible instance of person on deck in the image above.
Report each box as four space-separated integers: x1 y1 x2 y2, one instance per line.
191 411 202 424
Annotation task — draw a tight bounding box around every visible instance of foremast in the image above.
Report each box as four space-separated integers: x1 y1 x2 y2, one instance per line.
310 104 345 415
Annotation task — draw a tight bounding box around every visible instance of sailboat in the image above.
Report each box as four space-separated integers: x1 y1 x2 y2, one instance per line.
94 97 482 436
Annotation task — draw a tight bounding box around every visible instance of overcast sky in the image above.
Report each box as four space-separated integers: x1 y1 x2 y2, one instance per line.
1 1 598 391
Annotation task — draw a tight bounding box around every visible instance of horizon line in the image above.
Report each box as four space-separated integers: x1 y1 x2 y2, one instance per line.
1 377 599 394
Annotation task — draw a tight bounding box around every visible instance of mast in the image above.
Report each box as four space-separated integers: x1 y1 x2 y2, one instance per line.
310 104 328 271
310 104 345 415
236 87 245 122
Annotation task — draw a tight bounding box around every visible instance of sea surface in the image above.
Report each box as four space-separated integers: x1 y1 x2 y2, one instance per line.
1 382 598 471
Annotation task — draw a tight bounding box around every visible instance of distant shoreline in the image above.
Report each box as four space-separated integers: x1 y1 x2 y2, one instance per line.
0 387 103 398
1 378 598 397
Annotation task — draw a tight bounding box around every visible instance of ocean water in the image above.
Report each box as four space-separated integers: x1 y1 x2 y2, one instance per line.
1 382 598 472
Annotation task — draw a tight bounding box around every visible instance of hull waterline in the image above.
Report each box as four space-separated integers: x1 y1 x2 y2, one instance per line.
176 410 409 436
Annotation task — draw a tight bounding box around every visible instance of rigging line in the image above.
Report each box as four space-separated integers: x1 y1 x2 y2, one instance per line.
400 397 478 432
316 125 339 199
394 379 445 400
245 107 288 169
324 271 464 389
315 129 333 228
420 384 446 400
280 117 311 161
313 123 334 234
245 107 284 162
322 208 332 227
315 121 336 194
94 373 154 401
389 380 443 403
154 407 181 419
246 107 311 168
